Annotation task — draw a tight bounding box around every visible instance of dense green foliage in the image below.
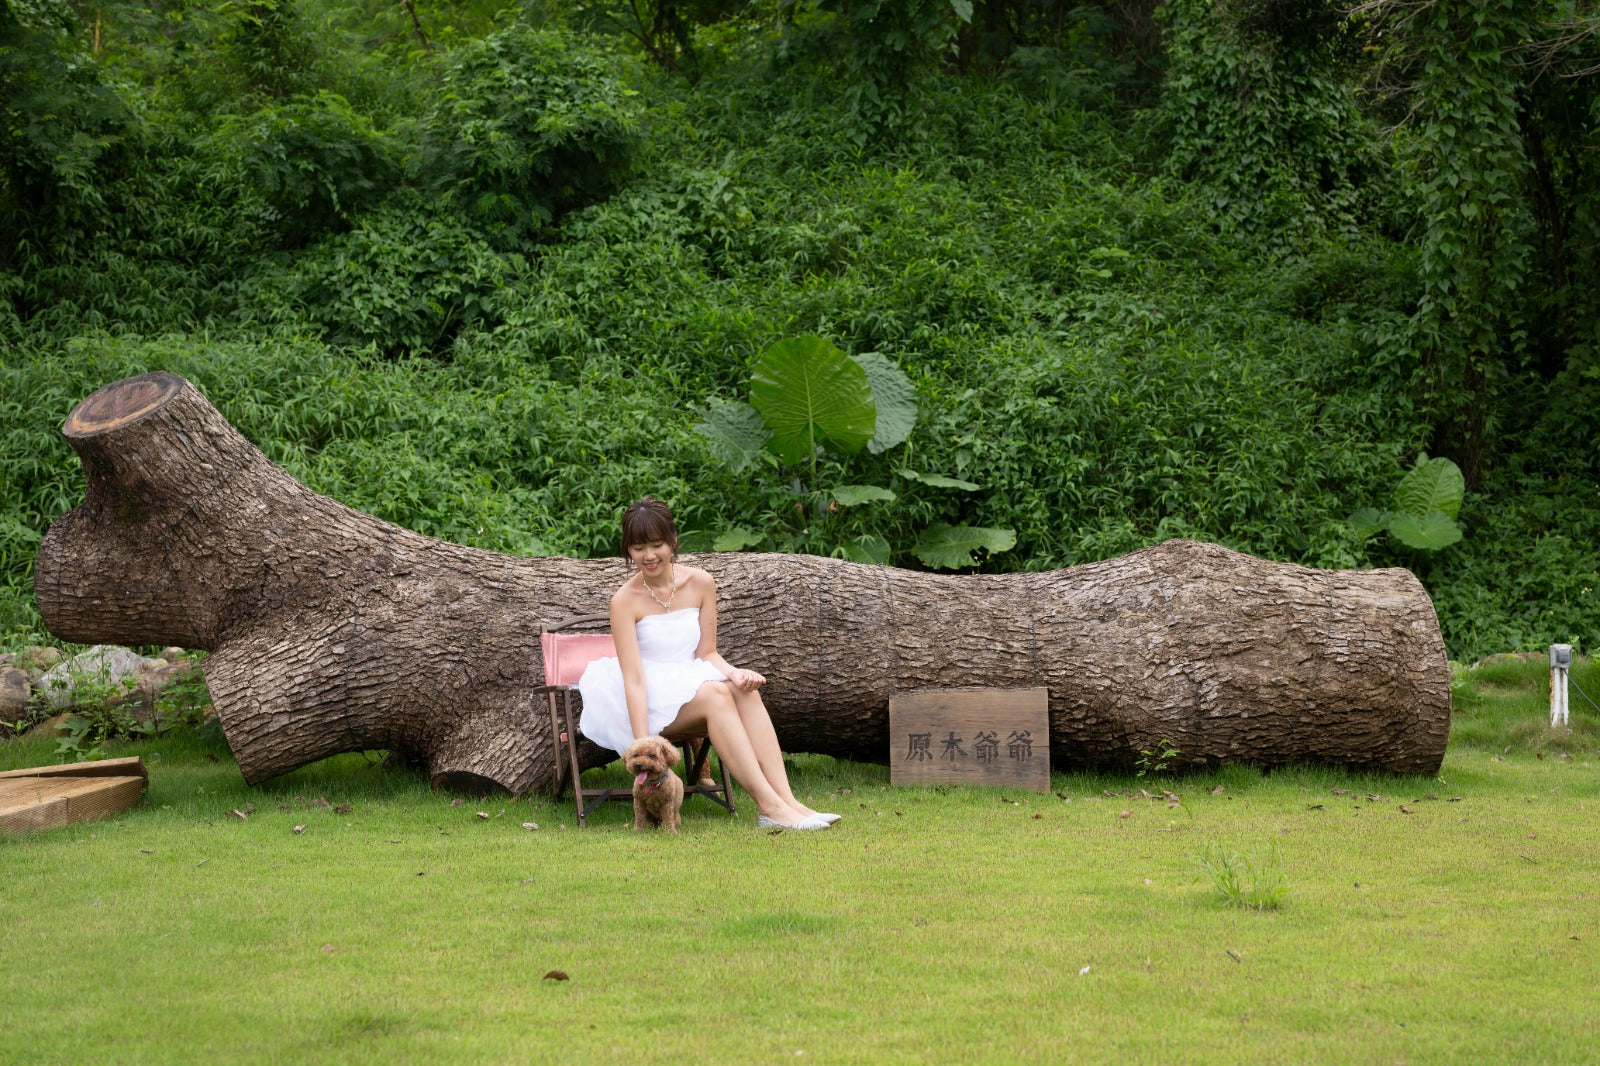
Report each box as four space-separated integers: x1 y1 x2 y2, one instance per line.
1 0 1596 661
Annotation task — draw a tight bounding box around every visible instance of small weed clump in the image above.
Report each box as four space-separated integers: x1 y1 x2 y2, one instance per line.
1197 842 1289 911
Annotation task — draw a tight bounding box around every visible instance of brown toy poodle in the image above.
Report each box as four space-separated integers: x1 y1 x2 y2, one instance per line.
623 735 684 833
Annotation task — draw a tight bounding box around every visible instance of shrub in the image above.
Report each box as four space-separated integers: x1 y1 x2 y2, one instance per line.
248 193 523 358
421 24 644 245
212 90 402 248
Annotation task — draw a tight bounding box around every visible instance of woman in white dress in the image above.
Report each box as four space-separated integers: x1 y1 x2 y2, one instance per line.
578 497 839 831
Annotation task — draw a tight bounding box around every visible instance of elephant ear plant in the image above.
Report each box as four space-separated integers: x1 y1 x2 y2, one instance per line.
1349 454 1466 553
697 334 1015 569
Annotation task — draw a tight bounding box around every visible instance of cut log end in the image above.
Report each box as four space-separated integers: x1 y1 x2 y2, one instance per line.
63 371 185 439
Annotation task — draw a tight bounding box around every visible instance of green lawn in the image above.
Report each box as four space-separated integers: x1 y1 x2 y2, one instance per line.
3 657 1598 1064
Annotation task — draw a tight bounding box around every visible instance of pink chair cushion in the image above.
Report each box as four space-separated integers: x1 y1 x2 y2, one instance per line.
541 632 617 687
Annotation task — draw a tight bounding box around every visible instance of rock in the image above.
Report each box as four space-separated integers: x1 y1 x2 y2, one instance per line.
23 712 75 739
0 667 30 723
38 645 150 710
159 646 187 663
125 660 201 721
14 646 64 672
0 653 13 669
1471 652 1549 669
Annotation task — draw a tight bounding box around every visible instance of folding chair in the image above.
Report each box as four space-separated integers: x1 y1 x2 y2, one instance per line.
537 613 735 827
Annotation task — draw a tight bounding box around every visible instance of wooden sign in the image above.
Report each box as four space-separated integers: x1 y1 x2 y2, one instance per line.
889 687 1049 793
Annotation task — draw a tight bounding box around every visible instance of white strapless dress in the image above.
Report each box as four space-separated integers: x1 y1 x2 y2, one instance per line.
576 607 727 757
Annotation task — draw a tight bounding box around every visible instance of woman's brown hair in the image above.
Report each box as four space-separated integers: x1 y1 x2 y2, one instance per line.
620 496 678 556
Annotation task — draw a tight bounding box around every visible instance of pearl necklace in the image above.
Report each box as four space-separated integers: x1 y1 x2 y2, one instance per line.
643 562 676 611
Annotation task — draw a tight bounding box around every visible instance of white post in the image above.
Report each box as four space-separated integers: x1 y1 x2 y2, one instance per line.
1550 644 1572 728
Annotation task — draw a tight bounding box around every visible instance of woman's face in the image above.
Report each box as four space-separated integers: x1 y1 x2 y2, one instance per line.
628 539 673 578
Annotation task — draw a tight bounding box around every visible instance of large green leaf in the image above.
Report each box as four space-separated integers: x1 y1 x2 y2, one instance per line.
1346 507 1388 540
694 399 769 474
899 469 981 491
1386 512 1462 551
912 523 1016 569
831 484 896 507
1393 455 1465 520
750 335 876 464
851 352 918 454
712 525 764 551
840 534 892 565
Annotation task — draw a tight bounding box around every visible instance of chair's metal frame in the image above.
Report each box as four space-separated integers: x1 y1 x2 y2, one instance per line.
536 613 735 827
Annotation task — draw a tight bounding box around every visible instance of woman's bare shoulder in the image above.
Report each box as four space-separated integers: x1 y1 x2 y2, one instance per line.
609 579 647 619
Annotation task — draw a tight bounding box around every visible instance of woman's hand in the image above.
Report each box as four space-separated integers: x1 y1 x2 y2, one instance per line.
726 668 766 692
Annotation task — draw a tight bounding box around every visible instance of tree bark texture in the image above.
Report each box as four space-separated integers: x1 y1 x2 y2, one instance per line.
35 373 1452 794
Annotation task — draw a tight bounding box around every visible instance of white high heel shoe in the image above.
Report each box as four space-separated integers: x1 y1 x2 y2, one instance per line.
758 814 831 831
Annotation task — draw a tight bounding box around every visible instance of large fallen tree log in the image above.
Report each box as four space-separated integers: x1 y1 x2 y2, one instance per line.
35 372 1451 793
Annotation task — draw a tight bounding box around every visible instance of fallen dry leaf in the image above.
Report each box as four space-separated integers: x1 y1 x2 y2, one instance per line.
230 808 249 821
1306 803 1324 811
521 822 539 831
139 848 152 854
1366 793 1381 802
543 970 569 981
1332 789 1349 796
292 825 306 835
450 798 464 807
476 812 490 820
1118 809 1131 819
313 797 329 809
321 944 333 953
1211 785 1225 795
1226 950 1242 964
204 753 219 763
334 802 352 814
1399 806 1413 814
1032 813 1042 820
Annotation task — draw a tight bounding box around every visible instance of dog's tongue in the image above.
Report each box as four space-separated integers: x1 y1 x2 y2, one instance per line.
635 772 648 786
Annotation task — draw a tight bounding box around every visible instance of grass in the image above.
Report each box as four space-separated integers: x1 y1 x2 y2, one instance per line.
2 658 1599 1064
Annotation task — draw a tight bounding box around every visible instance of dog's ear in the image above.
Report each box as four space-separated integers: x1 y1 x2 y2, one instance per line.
662 739 681 768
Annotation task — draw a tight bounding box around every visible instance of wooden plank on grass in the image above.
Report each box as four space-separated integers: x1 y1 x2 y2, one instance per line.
889 687 1050 793
0 776 146 833
0 757 147 833
0 755 148 788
